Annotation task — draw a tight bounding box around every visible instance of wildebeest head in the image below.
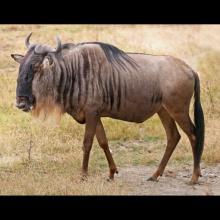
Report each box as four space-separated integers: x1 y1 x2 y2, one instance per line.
11 32 62 112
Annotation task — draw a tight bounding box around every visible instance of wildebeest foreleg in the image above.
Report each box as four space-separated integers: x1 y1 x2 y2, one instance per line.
148 108 181 181
96 119 118 180
81 111 98 179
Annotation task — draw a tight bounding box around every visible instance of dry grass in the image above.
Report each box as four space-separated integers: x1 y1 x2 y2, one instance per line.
0 25 220 195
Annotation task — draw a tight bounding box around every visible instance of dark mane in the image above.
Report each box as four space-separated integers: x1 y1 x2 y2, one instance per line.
77 42 139 71
61 43 75 50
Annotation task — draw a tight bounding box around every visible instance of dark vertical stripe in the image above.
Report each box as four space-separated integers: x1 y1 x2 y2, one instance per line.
63 62 71 109
117 71 121 110
90 49 97 100
52 62 56 89
77 54 82 104
115 58 127 72
69 59 75 110
81 50 90 106
112 67 116 91
151 94 155 103
60 63 67 106
109 75 114 110
64 62 72 108
56 66 64 104
105 73 110 107
124 76 127 101
97 59 106 104
67 69 73 110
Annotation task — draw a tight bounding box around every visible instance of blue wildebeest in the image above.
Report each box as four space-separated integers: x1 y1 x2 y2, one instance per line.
11 33 204 184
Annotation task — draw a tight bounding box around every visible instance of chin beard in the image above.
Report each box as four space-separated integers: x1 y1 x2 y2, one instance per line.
31 97 64 124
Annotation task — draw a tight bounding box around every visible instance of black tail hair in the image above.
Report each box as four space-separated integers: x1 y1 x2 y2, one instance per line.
193 72 205 166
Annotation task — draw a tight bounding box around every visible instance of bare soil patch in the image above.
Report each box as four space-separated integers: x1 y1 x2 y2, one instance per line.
115 164 220 195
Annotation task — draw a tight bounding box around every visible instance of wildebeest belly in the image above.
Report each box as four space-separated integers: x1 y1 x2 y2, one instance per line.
102 99 162 123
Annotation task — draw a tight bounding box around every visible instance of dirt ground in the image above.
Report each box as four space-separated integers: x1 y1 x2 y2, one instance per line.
115 164 220 195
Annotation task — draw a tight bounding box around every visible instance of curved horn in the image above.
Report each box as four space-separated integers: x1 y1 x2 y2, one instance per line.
54 36 62 53
34 45 54 54
34 35 62 54
25 32 33 49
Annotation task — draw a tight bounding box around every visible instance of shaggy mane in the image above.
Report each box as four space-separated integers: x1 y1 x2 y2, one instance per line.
76 42 139 71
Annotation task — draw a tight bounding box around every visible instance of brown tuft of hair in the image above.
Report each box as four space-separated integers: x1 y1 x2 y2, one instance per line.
31 96 64 126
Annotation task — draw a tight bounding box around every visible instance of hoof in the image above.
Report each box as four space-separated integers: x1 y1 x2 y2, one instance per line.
147 176 159 182
106 177 114 182
188 180 199 185
108 168 118 180
188 173 200 185
110 169 119 175
80 175 88 182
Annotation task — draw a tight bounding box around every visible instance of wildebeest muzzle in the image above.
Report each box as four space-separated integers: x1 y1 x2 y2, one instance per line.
16 77 35 112
16 96 35 112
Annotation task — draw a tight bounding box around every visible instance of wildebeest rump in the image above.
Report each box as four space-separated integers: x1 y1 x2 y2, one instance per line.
11 33 205 184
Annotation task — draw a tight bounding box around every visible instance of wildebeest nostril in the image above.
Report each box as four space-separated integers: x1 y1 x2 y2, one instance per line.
16 102 26 109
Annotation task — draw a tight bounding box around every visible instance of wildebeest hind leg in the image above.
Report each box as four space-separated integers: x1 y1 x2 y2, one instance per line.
96 119 118 180
171 111 201 184
148 107 181 181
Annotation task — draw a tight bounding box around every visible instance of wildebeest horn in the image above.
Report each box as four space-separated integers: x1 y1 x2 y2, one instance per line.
34 44 55 54
54 36 62 53
25 32 33 49
34 36 62 54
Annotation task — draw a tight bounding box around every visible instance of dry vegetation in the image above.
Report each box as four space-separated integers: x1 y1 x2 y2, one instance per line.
0 25 220 195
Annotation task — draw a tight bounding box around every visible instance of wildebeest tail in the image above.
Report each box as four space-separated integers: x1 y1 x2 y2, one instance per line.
193 72 205 166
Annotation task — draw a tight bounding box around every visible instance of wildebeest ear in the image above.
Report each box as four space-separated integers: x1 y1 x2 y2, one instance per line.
11 54 24 63
42 56 53 69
